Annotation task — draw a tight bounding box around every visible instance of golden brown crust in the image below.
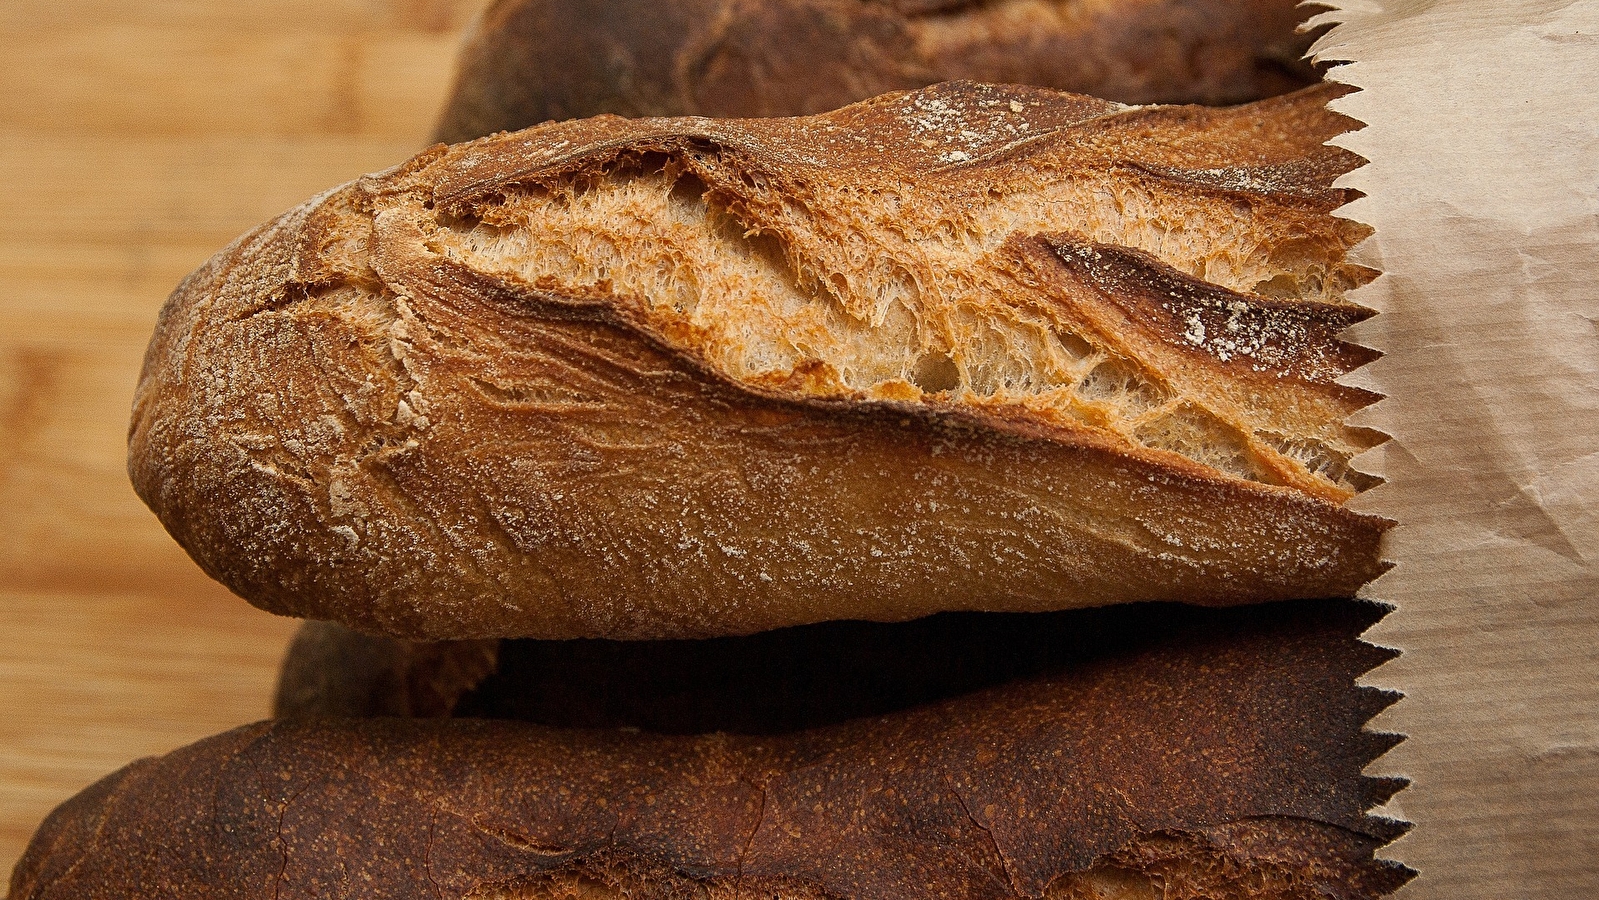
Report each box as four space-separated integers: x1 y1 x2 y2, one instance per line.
14 600 1411 899
130 83 1386 640
434 0 1324 143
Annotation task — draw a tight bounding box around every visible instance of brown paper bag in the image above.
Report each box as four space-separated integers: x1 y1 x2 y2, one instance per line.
1307 1 1599 894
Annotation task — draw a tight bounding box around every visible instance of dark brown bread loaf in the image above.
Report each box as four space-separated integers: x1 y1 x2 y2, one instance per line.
15 600 1410 900
130 82 1384 640
435 0 1324 143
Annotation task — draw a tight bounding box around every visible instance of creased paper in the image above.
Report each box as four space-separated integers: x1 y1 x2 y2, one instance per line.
1307 0 1599 895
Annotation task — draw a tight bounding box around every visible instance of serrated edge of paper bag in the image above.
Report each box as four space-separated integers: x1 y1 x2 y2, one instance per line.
1305 1 1599 896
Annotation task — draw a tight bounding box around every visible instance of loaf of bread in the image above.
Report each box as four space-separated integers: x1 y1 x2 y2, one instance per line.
435 0 1324 143
14 600 1410 900
130 81 1385 640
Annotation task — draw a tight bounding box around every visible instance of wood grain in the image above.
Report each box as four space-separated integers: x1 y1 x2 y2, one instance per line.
0 0 490 879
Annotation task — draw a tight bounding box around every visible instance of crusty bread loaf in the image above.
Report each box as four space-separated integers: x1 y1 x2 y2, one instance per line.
15 600 1410 900
435 0 1324 143
130 81 1385 640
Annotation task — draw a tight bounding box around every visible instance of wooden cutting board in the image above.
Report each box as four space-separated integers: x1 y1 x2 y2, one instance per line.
0 0 490 876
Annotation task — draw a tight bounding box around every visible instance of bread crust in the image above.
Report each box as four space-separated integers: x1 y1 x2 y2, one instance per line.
130 83 1386 640
434 0 1324 143
14 600 1410 899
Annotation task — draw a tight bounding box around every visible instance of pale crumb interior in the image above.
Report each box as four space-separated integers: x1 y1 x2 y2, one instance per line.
434 162 1372 494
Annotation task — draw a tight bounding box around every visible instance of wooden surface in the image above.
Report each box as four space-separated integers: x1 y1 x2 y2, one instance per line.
0 0 490 879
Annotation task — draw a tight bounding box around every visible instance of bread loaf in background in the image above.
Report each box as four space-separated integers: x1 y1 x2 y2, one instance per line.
435 0 1325 143
15 600 1410 900
130 82 1385 641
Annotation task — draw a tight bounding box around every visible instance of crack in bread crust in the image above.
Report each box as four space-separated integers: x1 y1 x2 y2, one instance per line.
422 83 1377 497
129 83 1387 640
